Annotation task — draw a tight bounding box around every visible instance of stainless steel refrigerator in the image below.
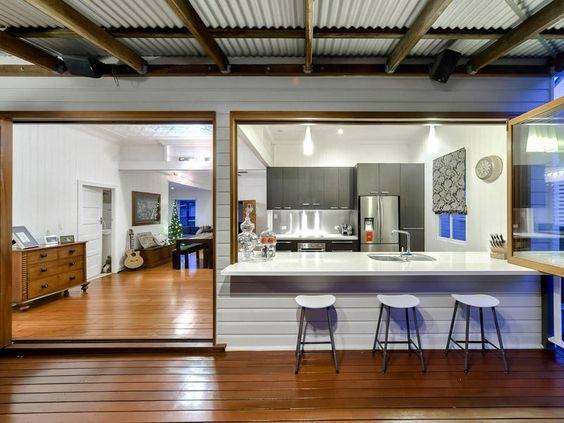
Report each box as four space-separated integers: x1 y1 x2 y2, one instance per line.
359 195 399 252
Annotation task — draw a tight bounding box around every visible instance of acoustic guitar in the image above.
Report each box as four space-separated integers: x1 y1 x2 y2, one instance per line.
124 229 144 270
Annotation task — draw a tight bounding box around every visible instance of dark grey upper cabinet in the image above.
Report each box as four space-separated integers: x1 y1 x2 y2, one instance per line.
324 168 339 209
267 167 353 210
338 167 354 209
356 163 380 196
267 167 284 210
378 164 400 195
357 163 400 196
399 164 424 228
283 167 299 209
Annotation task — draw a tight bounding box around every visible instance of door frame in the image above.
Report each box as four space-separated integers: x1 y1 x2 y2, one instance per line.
0 111 217 348
77 180 118 279
230 111 514 263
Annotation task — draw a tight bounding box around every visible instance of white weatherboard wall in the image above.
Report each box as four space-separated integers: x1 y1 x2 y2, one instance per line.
0 75 551 350
169 185 213 227
420 125 508 252
12 125 120 243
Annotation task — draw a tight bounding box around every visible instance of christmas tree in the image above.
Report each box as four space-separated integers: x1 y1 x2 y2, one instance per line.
168 201 183 242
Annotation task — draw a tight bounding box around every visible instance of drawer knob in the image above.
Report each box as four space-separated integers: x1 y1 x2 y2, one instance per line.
41 283 49 289
69 262 76 266
69 249 76 254
40 253 48 258
69 276 76 281
40 267 47 272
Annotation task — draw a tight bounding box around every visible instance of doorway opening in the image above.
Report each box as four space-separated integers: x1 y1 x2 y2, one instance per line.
5 114 216 345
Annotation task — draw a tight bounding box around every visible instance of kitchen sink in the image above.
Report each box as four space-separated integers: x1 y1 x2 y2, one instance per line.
368 253 436 262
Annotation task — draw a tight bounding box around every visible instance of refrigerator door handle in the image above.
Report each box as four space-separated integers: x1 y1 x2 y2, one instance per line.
378 196 383 244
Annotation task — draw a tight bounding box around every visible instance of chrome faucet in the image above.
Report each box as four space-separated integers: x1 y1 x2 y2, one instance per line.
391 229 412 256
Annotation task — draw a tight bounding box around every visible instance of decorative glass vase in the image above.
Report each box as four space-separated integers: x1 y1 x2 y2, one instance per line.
259 229 277 259
237 205 258 261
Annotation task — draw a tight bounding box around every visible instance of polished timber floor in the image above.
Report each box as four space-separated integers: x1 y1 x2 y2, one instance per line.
12 258 213 340
0 350 563 421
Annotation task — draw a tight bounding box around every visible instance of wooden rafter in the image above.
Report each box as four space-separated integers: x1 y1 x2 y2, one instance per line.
468 0 564 73
385 0 453 73
304 0 314 73
0 31 65 73
166 0 229 73
24 0 147 74
6 26 564 41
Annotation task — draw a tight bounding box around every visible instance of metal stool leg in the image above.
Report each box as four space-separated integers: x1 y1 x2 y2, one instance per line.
381 306 391 373
479 307 486 353
372 303 384 354
492 307 509 374
445 300 458 355
412 307 426 373
326 307 339 373
405 308 412 353
294 307 305 373
301 321 308 355
464 304 471 373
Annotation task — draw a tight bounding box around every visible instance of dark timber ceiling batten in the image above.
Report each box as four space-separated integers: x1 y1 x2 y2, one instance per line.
0 30 66 74
467 0 564 74
304 0 314 73
24 0 148 74
166 0 230 73
385 0 453 73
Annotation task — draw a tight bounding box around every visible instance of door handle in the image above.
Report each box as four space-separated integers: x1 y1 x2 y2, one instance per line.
40 267 48 272
41 283 49 289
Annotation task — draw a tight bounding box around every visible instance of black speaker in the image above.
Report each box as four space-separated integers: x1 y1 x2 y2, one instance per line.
62 55 106 78
429 49 461 83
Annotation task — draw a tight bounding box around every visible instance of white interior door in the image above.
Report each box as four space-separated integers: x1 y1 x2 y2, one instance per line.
80 186 103 280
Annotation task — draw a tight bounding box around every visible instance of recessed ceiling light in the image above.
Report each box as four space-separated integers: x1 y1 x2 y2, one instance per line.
337 128 344 135
170 186 175 190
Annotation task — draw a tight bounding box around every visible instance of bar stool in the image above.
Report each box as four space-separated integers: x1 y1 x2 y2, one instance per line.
445 294 508 374
294 295 339 374
372 294 426 373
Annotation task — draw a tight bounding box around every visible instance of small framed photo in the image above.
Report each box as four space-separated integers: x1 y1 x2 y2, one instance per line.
44 235 59 246
12 226 40 249
59 235 75 245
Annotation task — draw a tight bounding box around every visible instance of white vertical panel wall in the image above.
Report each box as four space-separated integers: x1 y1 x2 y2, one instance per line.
0 75 551 349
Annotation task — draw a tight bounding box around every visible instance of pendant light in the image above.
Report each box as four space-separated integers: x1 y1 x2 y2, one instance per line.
303 125 314 156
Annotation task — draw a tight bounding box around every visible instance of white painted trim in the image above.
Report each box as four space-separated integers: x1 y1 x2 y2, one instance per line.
119 161 212 171
77 180 120 276
548 276 563 349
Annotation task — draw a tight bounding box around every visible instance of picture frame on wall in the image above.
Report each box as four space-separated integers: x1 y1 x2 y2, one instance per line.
12 226 40 249
59 235 75 245
132 191 161 226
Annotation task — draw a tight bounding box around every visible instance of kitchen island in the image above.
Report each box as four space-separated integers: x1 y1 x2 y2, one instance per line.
219 252 547 351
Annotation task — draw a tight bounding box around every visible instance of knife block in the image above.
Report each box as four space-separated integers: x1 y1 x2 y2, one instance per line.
490 243 507 260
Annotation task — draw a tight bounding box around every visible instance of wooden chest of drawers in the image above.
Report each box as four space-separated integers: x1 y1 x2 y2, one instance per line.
12 242 88 311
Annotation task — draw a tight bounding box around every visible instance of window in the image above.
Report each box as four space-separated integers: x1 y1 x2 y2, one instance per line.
178 200 196 233
438 213 466 242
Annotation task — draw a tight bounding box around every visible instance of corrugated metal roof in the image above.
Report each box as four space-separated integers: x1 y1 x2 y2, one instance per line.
191 0 304 28
434 0 517 29
506 38 549 56
316 0 425 29
314 39 397 56
24 37 106 56
410 39 448 56
218 38 303 57
0 0 60 27
63 0 183 28
449 39 491 56
122 38 205 56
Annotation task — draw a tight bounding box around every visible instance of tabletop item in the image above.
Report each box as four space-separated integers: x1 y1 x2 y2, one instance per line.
259 229 277 259
12 226 39 249
237 205 258 261
489 233 506 260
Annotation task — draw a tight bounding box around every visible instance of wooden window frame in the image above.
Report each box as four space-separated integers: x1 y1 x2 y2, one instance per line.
0 111 217 349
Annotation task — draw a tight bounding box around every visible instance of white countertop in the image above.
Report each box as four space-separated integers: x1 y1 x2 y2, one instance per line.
276 234 358 241
221 252 541 277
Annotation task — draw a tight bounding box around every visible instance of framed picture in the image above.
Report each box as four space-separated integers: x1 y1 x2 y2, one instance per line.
12 226 40 249
59 235 75 245
132 191 161 226
44 235 59 246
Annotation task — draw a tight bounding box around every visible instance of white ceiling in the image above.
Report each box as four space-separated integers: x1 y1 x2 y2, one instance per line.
71 124 213 146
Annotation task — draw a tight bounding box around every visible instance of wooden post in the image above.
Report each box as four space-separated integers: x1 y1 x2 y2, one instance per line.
0 119 12 348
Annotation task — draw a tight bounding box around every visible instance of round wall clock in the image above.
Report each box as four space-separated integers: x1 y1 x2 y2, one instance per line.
475 155 503 182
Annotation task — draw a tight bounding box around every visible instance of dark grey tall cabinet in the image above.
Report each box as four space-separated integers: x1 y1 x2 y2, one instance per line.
399 164 425 252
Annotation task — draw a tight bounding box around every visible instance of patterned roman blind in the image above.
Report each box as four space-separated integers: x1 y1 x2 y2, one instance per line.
432 148 467 214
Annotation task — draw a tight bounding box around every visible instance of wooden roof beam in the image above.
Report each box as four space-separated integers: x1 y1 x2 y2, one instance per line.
468 0 564 74
304 0 314 73
24 0 147 74
7 26 564 41
385 0 453 73
0 30 65 73
166 0 229 73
